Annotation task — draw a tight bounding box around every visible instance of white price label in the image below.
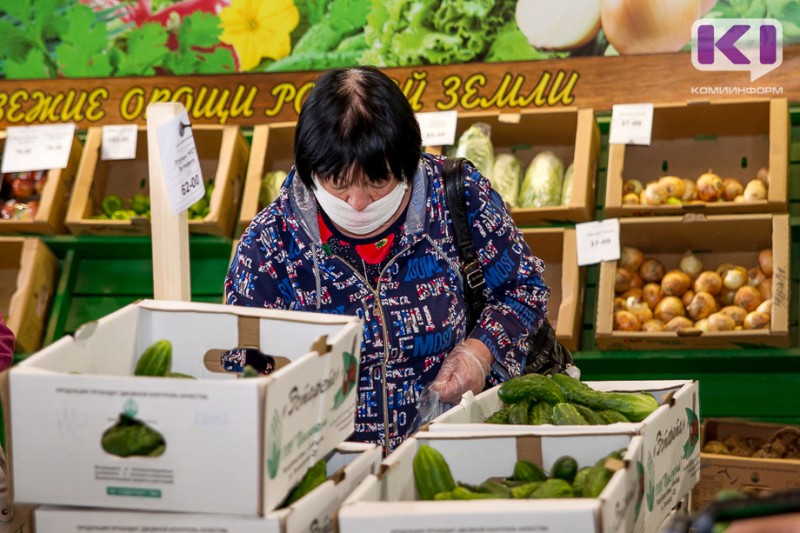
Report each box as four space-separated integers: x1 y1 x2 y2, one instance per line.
156 111 205 215
609 103 654 146
576 219 621 266
1 124 76 173
416 110 458 147
101 125 138 161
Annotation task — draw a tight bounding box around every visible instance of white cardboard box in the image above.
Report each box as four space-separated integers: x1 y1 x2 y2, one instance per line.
338 431 645 533
6 300 363 516
33 442 381 533
427 380 701 532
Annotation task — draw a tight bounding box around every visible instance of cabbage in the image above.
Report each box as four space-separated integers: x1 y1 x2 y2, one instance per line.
455 122 495 179
260 170 288 208
519 151 564 208
490 153 521 207
560 162 575 205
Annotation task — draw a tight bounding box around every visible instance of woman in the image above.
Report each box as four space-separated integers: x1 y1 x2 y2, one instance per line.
226 66 550 455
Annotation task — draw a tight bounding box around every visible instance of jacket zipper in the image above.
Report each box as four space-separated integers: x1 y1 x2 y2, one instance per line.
331 246 409 456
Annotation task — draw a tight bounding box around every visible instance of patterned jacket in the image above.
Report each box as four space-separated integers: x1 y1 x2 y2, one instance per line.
225 153 550 455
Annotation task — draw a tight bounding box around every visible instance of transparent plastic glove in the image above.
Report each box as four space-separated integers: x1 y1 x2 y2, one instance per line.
429 341 492 404
407 385 454 434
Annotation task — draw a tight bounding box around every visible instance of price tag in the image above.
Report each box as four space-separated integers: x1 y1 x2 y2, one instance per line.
101 125 138 161
156 111 205 215
416 110 458 147
1 124 76 173
576 219 621 266
609 103 654 145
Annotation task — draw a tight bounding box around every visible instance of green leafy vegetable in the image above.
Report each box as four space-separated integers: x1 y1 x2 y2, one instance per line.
164 12 234 75
113 23 169 76
56 4 113 77
363 0 517 66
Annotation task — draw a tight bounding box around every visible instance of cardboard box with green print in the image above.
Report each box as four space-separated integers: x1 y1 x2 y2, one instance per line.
5 300 363 516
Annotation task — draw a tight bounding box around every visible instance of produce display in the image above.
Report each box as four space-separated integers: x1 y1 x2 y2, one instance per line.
0 170 46 220
94 185 213 221
702 426 800 459
483 373 660 425
621 169 769 207
260 170 288 209
612 246 774 332
413 443 625 500
452 123 574 208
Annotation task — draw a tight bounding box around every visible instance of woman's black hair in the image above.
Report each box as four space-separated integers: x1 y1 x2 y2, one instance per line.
294 66 422 189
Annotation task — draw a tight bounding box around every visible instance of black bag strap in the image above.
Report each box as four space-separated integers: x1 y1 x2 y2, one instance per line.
441 157 574 376
442 157 486 330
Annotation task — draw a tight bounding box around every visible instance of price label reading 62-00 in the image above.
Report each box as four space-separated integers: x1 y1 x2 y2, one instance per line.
181 175 201 195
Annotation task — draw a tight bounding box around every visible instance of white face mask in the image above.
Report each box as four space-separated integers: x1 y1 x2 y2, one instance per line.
312 175 408 235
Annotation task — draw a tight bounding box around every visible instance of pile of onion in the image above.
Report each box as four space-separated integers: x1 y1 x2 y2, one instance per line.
622 168 769 207
613 246 774 333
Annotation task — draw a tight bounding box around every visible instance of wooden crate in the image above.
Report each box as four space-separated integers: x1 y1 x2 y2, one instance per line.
521 228 584 351
431 108 600 226
0 132 82 234
67 125 249 237
604 98 789 217
0 238 58 353
237 123 294 236
595 214 790 350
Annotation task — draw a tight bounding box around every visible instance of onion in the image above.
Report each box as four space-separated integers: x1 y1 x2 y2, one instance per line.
687 291 717 320
694 318 709 332
734 285 763 313
623 179 644 195
654 296 686 322
694 271 723 295
721 178 743 201
640 258 666 283
661 270 691 297
643 182 668 206
614 296 627 313
719 305 747 326
743 311 770 330
658 176 685 199
629 271 644 290
664 316 694 332
756 167 770 187
747 267 766 288
717 287 736 307
614 310 641 331
681 178 697 202
715 262 736 277
621 288 643 301
641 319 666 332
615 267 634 293
743 179 767 201
516 0 602 50
707 312 735 331
642 283 662 310
601 0 700 54
759 249 773 277
723 267 747 291
623 192 641 205
679 253 703 279
620 246 644 273
627 297 653 324
696 172 723 202
757 278 772 301
681 289 695 308
756 298 772 315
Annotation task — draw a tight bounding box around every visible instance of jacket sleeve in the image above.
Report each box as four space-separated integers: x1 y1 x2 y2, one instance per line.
225 221 291 310
0 313 15 372
461 165 551 382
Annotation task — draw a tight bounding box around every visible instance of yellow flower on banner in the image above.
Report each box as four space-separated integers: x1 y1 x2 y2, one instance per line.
219 0 299 71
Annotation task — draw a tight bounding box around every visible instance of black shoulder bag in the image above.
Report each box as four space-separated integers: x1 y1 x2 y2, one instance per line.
442 157 573 376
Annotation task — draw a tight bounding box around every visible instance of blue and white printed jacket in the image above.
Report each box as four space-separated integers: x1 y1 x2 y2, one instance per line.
225 153 550 455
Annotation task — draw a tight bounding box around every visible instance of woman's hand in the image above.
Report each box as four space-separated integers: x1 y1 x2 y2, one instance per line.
429 339 494 403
